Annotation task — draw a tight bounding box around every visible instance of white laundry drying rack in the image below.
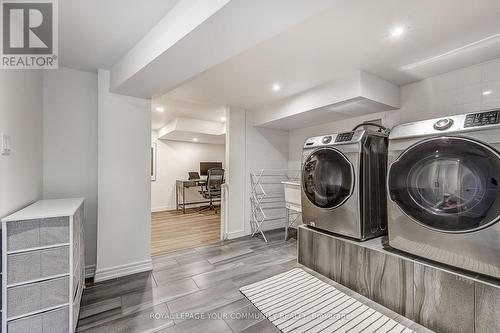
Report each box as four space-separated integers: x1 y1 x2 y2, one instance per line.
250 169 300 242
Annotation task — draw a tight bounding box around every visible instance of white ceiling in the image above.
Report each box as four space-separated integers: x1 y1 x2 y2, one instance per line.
59 0 179 72
151 97 226 130
164 0 500 110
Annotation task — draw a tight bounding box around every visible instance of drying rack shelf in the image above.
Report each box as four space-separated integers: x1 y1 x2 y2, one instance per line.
250 169 300 242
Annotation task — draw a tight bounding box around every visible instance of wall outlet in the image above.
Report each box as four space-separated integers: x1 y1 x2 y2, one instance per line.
1 133 11 155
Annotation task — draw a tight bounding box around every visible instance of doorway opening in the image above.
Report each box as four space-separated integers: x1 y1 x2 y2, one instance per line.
149 99 227 256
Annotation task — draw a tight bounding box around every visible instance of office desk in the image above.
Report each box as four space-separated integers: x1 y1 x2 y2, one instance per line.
175 179 220 213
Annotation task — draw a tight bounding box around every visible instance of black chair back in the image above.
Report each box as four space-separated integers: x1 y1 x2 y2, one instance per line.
206 168 224 196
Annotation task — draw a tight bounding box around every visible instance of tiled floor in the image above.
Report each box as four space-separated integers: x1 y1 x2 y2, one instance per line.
77 229 433 333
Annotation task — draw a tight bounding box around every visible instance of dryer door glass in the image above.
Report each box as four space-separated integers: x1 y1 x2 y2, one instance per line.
302 147 354 208
388 136 500 232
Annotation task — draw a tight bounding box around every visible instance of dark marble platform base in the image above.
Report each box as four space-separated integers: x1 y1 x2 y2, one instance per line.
298 226 500 333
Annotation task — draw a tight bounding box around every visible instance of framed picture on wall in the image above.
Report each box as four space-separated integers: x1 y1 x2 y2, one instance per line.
151 142 157 181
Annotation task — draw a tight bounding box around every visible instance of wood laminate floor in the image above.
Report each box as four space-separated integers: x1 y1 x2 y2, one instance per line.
77 229 433 333
151 208 221 256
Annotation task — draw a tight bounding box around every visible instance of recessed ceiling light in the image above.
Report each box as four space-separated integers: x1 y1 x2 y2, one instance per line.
272 83 281 91
220 116 227 122
192 138 198 142
483 90 492 96
391 26 406 38
155 107 165 112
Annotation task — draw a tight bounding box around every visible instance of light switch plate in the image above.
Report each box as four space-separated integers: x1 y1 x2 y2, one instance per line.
1 133 11 155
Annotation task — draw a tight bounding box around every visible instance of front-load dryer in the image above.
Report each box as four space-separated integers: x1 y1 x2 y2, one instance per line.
301 129 388 240
387 110 500 279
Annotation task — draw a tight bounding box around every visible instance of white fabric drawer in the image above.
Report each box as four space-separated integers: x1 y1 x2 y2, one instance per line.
7 277 69 317
7 217 69 251
7 306 69 333
7 246 69 284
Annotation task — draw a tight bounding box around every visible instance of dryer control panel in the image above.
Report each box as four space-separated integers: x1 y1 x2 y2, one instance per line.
335 132 354 142
464 110 500 128
304 130 365 148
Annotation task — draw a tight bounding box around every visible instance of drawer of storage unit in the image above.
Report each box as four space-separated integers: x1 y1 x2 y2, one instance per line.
7 277 69 318
7 217 69 251
7 306 69 333
7 246 69 284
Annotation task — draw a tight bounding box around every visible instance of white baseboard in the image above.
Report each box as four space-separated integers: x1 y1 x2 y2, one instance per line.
85 264 96 279
151 203 210 212
227 230 248 239
94 259 153 283
151 205 176 212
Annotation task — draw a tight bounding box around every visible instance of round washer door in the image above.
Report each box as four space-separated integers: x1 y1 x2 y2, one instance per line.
302 147 354 209
388 136 500 233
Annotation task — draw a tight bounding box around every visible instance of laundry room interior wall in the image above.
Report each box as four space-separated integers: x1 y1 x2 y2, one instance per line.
226 109 289 239
0 70 43 219
288 57 500 169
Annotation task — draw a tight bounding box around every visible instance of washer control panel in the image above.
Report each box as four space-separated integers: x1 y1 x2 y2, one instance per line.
335 132 354 142
322 135 333 144
303 130 365 148
464 110 500 128
433 118 454 130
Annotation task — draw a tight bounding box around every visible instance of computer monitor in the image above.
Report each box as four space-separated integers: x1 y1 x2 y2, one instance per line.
200 162 223 176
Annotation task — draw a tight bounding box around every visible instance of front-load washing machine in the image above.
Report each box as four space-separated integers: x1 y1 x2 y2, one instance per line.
387 110 500 279
301 128 388 240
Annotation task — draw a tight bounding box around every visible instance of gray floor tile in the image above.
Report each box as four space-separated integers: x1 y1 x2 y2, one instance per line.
79 297 122 320
239 319 281 333
167 280 244 317
191 262 265 289
78 303 172 333
79 230 434 333
82 272 155 307
205 298 252 316
222 304 265 332
121 277 200 312
157 318 232 333
231 264 293 288
173 249 227 266
206 247 254 264
152 257 180 272
153 260 215 285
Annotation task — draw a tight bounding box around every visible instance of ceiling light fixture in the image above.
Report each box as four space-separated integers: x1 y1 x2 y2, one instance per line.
192 138 198 142
220 116 227 122
391 26 406 38
272 83 281 91
155 107 165 112
483 90 492 96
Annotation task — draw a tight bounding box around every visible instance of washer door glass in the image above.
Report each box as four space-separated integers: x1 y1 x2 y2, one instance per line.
388 137 500 232
302 147 354 208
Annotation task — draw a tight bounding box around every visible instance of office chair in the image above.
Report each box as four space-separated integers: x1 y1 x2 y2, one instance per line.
198 168 225 214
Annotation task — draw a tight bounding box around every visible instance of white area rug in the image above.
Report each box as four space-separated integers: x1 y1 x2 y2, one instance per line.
240 268 415 333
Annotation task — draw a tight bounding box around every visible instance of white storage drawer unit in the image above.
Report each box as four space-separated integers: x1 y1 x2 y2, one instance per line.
2 198 85 333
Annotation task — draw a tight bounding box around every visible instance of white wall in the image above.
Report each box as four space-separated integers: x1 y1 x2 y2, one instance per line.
288 57 500 168
245 112 289 232
95 69 152 282
0 71 43 219
42 67 98 274
225 109 289 239
151 133 225 212
225 108 247 238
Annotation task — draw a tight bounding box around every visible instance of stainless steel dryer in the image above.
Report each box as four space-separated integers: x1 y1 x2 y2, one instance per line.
387 110 500 279
301 129 388 240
